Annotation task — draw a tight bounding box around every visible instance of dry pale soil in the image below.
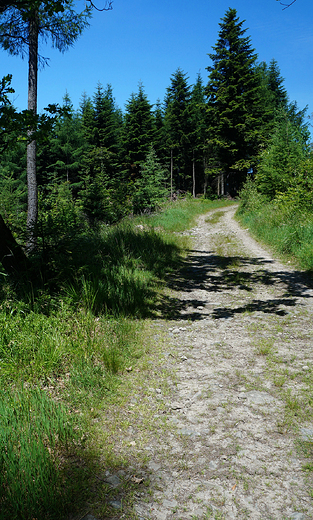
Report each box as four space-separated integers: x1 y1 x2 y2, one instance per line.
82 205 313 520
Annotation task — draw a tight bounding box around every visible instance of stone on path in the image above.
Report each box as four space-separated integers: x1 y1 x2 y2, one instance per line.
300 427 313 441
103 474 121 488
108 499 122 509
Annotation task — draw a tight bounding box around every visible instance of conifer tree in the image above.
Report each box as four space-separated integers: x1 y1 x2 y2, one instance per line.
79 86 127 224
206 8 263 195
153 99 166 164
0 1 90 250
254 59 289 148
164 68 192 192
92 83 122 158
37 93 86 189
190 73 206 197
266 59 288 109
80 92 95 146
122 84 155 179
132 146 168 214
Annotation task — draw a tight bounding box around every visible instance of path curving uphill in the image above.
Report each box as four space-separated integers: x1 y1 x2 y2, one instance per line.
98 205 313 520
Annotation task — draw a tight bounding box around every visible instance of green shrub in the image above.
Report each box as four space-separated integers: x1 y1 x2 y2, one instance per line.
132 147 168 214
237 176 268 215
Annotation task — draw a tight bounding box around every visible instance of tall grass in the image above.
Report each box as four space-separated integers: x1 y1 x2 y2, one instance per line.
0 196 233 518
0 387 76 520
237 179 313 271
144 197 236 232
60 221 182 316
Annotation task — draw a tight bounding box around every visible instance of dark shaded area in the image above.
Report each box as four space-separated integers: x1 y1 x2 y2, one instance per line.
1 218 312 321
0 225 183 317
156 247 313 321
0 214 29 275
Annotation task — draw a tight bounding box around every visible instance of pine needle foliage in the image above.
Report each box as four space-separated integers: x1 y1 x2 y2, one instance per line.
132 146 169 214
206 8 264 194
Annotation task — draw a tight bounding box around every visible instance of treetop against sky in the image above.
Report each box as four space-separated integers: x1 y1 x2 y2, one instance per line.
0 0 312 133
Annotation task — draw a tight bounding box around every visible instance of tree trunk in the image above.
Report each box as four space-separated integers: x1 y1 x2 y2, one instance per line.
192 149 196 198
203 155 207 196
217 173 225 197
170 148 173 201
26 14 38 253
0 215 29 274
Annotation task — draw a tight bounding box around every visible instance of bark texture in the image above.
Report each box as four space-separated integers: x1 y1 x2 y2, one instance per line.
26 14 38 252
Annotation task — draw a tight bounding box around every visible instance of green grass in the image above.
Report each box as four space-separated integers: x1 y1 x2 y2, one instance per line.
237 187 313 272
1 197 232 518
205 209 226 225
0 304 142 518
0 387 78 520
61 221 183 317
141 197 236 232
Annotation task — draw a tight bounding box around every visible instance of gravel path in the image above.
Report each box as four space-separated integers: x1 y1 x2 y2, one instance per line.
92 205 313 520
136 205 313 520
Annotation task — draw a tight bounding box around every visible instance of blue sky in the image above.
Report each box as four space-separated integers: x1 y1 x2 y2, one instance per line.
1 0 313 133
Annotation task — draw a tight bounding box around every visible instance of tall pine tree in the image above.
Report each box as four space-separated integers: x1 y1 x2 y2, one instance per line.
206 8 263 195
37 92 86 190
190 73 206 196
164 68 192 192
122 84 154 179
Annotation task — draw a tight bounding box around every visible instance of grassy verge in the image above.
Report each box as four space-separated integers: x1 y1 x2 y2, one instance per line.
236 180 313 271
136 197 235 232
0 197 231 519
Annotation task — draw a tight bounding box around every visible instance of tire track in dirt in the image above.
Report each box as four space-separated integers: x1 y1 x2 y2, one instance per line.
132 205 313 520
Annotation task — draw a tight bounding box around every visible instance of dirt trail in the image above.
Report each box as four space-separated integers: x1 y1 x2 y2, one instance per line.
95 205 313 520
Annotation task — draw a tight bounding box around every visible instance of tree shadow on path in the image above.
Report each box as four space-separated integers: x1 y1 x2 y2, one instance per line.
156 247 313 321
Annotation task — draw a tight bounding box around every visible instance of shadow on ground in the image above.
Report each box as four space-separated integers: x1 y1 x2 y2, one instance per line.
155 247 313 321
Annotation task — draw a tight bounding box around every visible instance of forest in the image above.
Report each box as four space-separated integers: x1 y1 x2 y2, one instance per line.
0 2 313 519
0 6 311 246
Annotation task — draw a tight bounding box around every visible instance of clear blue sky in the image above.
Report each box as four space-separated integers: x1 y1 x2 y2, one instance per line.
1 0 313 133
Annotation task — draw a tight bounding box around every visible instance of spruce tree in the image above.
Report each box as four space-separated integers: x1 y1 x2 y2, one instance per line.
132 146 168 214
164 68 192 192
153 98 166 164
37 93 86 190
254 59 289 147
190 73 206 196
92 83 122 160
206 8 263 195
79 86 126 224
266 59 288 109
122 84 154 179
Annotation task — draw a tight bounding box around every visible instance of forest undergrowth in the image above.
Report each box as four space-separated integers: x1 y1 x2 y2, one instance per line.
0 197 233 520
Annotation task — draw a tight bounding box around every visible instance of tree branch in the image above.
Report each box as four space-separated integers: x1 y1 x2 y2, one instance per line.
277 0 297 10
87 0 113 12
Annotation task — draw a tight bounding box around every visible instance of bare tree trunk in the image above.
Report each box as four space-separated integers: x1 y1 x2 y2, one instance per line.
0 215 29 274
192 149 196 198
221 172 224 196
26 14 38 253
170 148 173 201
203 155 207 196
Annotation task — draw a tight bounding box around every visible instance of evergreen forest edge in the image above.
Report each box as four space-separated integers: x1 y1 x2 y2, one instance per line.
1 6 313 518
